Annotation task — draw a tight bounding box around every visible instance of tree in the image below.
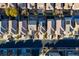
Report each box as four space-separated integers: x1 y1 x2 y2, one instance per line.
5 7 18 17
52 10 56 16
43 32 47 39
34 11 38 16
5 8 10 16
9 7 18 17
21 9 29 16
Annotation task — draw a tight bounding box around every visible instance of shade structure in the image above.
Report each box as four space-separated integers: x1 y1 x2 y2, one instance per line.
55 39 79 47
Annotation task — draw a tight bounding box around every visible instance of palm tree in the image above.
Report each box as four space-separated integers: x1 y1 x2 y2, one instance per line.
34 3 40 39
35 3 37 10
61 3 65 17
51 3 56 16
71 3 74 16
61 3 65 10
44 3 47 31
44 3 46 11
15 3 20 34
33 3 37 16
25 3 29 36
42 3 46 16
53 3 56 12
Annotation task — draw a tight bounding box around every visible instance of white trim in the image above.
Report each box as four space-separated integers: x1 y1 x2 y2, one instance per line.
19 21 22 34
8 20 12 34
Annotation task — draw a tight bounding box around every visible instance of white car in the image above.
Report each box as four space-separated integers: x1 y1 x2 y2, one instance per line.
46 51 60 56
67 51 78 56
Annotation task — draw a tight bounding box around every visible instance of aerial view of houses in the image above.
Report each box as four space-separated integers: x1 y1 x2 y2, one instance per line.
0 3 79 56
